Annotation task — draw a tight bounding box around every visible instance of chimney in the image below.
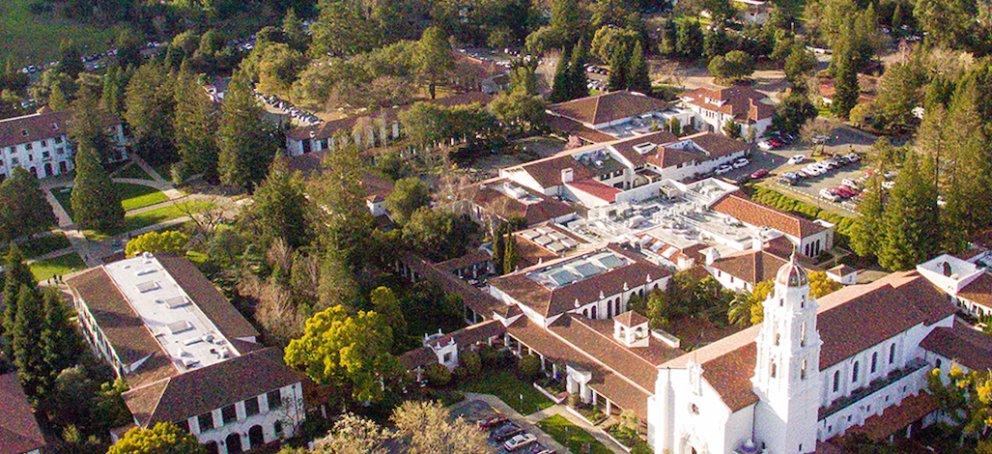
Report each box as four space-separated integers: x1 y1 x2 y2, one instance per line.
561 167 574 184
703 247 720 265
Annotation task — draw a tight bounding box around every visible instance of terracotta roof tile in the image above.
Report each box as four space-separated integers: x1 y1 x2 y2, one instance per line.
958 272 992 309
711 249 787 285
843 393 937 442
513 154 594 190
0 373 46 454
156 255 259 340
711 193 825 239
615 310 648 327
549 91 669 126
0 109 119 149
920 323 992 371
471 181 575 226
545 114 618 144
399 347 435 370
609 130 679 166
567 178 621 203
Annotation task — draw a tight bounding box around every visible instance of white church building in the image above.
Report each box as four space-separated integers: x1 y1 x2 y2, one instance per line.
648 255 982 453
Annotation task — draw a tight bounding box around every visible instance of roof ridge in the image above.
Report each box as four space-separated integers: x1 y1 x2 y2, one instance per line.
545 315 655 395
569 315 661 369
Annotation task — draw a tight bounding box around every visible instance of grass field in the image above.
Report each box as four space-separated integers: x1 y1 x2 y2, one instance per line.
85 200 214 241
29 252 85 282
457 371 552 415
20 232 71 258
51 183 169 219
0 0 117 65
537 415 612 454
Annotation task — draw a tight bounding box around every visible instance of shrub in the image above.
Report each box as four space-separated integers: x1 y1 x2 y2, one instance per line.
452 365 469 382
425 363 451 387
567 393 582 408
461 350 481 376
518 355 542 380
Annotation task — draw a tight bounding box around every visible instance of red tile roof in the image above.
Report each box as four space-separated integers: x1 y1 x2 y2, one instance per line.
920 322 992 371
0 109 120 148
399 347 436 370
609 130 679 167
567 178 621 203
489 247 670 318
513 154 595 190
843 393 937 442
711 193 826 239
958 272 992 309
615 310 648 327
122 347 301 426
286 92 491 141
471 181 576 225
549 90 669 126
399 252 506 318
710 249 788 285
545 114 619 143
681 85 774 123
0 373 46 454
662 271 957 411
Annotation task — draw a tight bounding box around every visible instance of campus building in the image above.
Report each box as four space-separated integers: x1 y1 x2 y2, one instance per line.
681 85 775 139
0 108 126 180
0 373 46 454
65 254 305 454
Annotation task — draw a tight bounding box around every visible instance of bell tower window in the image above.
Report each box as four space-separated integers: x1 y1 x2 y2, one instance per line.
770 362 777 378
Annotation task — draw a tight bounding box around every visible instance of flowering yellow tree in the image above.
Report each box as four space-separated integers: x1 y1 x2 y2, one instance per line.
927 363 992 446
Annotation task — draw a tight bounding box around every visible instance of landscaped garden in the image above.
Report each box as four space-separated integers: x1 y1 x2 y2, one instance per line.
85 200 215 241
457 369 553 415
29 252 86 281
20 232 71 258
52 182 169 218
112 162 154 181
537 414 612 454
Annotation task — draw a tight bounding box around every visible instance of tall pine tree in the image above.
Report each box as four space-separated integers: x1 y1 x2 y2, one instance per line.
245 155 311 249
12 286 47 401
0 245 34 360
71 141 125 231
549 47 572 103
174 67 219 183
217 71 275 191
877 153 940 271
628 42 651 94
40 288 81 385
849 175 884 258
124 61 177 164
567 41 590 100
831 25 860 119
607 45 629 91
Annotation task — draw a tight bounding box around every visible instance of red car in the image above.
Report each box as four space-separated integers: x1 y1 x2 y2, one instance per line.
834 186 857 198
477 415 508 429
750 168 770 179
768 138 784 149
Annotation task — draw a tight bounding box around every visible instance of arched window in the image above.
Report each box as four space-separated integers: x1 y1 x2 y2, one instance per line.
888 344 896 364
801 359 807 380
800 322 807 347
833 370 840 392
774 332 780 346
870 352 878 373
770 362 777 378
852 361 860 382
935 358 942 369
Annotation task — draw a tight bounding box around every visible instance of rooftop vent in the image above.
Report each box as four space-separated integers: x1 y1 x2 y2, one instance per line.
167 320 194 335
164 296 190 309
633 142 657 154
136 281 160 293
136 268 156 276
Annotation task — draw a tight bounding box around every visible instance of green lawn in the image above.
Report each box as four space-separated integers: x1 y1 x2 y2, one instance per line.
457 371 552 415
112 163 153 181
0 0 117 65
537 415 613 454
20 232 71 258
29 252 86 282
85 200 214 241
51 183 169 220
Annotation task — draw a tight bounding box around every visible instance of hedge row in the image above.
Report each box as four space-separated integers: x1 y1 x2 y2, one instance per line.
749 186 856 246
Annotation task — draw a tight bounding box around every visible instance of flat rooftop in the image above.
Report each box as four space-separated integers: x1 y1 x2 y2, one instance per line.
526 250 632 289
598 109 689 138
104 255 237 372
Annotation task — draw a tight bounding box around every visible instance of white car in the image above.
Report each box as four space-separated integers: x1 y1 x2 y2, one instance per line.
504 433 537 451
732 158 749 169
758 140 773 151
788 155 806 165
804 165 823 176
819 189 840 202
715 164 733 175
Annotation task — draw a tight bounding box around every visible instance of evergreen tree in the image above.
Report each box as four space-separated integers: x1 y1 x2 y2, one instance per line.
12 286 47 401
40 288 81 387
607 45 629 91
831 30 860 119
491 225 505 274
71 141 125 231
244 155 310 249
173 68 219 182
101 66 127 117
849 175 885 258
676 21 703 59
549 47 572 103
891 3 903 30
627 42 651 94
0 168 57 241
703 26 729 61
69 88 115 165
567 42 590 100
217 71 275 191
659 19 678 57
58 40 84 81
502 232 518 274
47 83 69 111
124 62 177 164
877 153 940 271
282 8 309 52
0 245 34 359
309 140 374 270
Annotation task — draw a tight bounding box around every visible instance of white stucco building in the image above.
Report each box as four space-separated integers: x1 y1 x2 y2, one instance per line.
0 108 127 179
681 85 776 140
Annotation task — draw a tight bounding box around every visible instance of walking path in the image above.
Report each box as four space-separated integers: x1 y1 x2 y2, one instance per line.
455 393 627 454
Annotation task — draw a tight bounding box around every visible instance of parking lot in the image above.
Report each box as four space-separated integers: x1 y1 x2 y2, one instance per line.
451 399 566 454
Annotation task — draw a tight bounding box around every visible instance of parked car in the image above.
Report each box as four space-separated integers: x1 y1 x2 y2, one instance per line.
504 433 538 451
758 140 774 151
715 164 733 175
819 189 840 202
477 415 508 429
834 186 857 198
733 158 749 169
882 180 895 190
788 155 806 165
842 178 861 189
750 168 770 179
845 153 861 163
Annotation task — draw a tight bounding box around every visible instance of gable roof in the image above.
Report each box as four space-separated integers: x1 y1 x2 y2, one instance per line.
122 347 301 426
471 180 576 225
0 109 120 149
683 132 751 157
958 272 992 309
711 193 826 239
681 85 774 123
549 91 669 126
567 178 621 203
514 154 595 190
662 271 957 412
0 373 46 454
156 255 259 340
710 249 788 285
920 322 992 371
610 130 679 166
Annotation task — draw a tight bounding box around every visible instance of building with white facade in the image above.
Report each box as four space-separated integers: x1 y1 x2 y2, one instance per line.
66 254 305 454
0 108 126 180
681 85 775 139
916 252 992 318
546 90 693 144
